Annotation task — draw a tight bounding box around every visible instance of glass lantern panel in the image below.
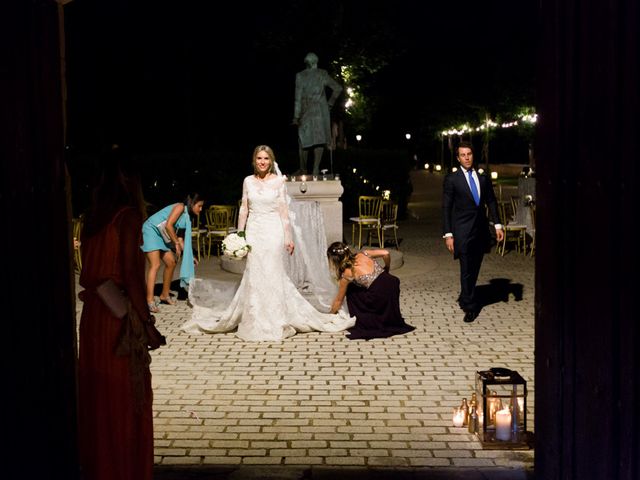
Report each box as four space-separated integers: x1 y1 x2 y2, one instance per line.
475 369 527 435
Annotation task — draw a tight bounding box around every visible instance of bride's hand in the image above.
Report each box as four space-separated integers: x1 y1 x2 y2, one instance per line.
286 242 295 255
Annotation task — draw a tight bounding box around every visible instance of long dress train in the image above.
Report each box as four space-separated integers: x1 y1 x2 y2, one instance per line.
182 175 354 341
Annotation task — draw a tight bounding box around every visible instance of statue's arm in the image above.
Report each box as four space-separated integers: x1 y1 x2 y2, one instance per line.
325 72 343 108
293 74 302 123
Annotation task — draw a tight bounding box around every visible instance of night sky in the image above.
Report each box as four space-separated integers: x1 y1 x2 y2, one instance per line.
63 1 537 156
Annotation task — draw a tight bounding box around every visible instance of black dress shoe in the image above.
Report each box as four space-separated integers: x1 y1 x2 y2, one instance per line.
463 310 478 323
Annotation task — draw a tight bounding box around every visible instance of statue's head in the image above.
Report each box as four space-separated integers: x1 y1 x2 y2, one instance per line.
304 52 318 67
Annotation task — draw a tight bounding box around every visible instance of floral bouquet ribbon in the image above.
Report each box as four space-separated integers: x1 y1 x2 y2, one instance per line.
222 231 251 259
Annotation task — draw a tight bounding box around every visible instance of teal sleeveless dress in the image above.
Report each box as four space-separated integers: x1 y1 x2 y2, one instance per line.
141 203 194 287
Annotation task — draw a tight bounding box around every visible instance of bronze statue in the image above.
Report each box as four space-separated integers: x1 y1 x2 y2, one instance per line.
292 52 343 176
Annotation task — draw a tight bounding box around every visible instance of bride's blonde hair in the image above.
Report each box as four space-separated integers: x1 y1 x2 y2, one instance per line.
252 145 276 175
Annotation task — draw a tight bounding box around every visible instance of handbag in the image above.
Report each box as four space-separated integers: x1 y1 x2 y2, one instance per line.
96 278 128 319
156 220 172 243
115 310 166 353
97 279 166 350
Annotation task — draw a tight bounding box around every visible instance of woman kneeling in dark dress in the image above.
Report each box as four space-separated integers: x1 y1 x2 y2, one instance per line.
327 242 415 340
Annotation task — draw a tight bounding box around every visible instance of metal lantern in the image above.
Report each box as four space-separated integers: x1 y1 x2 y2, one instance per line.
475 368 532 449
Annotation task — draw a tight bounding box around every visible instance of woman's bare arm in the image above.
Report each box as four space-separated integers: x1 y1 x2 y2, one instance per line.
330 276 350 314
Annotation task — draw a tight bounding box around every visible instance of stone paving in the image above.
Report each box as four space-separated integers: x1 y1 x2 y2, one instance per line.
78 170 536 478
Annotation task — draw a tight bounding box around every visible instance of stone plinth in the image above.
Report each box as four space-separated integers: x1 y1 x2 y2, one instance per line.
221 246 404 275
286 179 343 245
220 255 246 274
518 177 536 201
221 181 344 275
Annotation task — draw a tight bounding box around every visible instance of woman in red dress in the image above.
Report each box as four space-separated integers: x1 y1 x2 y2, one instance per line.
78 151 154 480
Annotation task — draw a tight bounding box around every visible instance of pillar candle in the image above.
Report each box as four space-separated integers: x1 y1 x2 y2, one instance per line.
495 409 512 441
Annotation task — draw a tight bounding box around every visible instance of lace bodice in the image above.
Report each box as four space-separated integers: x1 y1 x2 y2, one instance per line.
238 175 292 244
183 172 355 341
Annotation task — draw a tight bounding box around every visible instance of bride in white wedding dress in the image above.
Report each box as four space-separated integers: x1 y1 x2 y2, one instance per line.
181 145 355 341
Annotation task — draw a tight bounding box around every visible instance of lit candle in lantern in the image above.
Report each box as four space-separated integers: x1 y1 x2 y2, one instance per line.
495 409 512 441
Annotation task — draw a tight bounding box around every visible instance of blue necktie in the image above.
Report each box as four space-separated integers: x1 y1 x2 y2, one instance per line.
468 170 480 206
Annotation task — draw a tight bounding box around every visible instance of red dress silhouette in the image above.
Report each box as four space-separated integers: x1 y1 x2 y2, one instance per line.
78 207 153 480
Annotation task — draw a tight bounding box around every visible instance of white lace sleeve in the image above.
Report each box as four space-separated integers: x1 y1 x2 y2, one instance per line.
237 177 249 231
277 178 293 245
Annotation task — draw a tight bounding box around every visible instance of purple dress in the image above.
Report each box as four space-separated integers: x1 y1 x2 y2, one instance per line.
345 257 415 340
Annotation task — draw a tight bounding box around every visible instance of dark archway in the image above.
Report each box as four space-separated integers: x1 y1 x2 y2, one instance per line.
4 1 79 478
4 1 638 479
535 0 639 478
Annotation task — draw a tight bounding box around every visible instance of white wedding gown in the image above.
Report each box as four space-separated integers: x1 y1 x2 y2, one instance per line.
181 174 355 341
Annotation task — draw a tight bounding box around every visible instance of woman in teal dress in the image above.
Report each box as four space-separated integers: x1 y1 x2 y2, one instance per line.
142 193 204 312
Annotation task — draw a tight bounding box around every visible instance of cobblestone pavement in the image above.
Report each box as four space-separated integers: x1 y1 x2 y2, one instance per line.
80 170 535 479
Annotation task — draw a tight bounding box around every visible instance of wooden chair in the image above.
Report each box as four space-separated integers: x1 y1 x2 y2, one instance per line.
204 207 231 258
497 201 528 256
213 204 238 234
375 200 399 250
72 216 83 273
510 195 521 218
191 213 207 261
349 196 382 249
527 204 536 257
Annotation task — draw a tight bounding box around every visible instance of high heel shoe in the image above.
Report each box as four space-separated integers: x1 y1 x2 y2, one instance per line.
159 296 176 305
148 302 160 313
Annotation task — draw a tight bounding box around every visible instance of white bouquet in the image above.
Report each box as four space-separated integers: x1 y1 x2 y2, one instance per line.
222 231 251 259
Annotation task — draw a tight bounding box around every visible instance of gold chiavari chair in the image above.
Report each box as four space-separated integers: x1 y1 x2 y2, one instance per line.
349 195 383 249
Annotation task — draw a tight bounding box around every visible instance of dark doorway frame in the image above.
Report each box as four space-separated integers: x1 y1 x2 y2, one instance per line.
4 1 639 479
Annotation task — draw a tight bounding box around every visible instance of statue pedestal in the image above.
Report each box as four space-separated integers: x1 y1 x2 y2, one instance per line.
220 255 246 274
286 179 343 245
220 182 343 275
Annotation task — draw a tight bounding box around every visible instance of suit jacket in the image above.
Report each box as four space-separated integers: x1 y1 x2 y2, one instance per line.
442 168 501 258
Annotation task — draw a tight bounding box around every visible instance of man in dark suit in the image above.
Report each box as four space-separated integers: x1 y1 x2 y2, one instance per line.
442 142 504 322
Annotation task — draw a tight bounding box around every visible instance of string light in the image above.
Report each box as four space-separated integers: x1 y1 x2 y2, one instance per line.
442 112 538 136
